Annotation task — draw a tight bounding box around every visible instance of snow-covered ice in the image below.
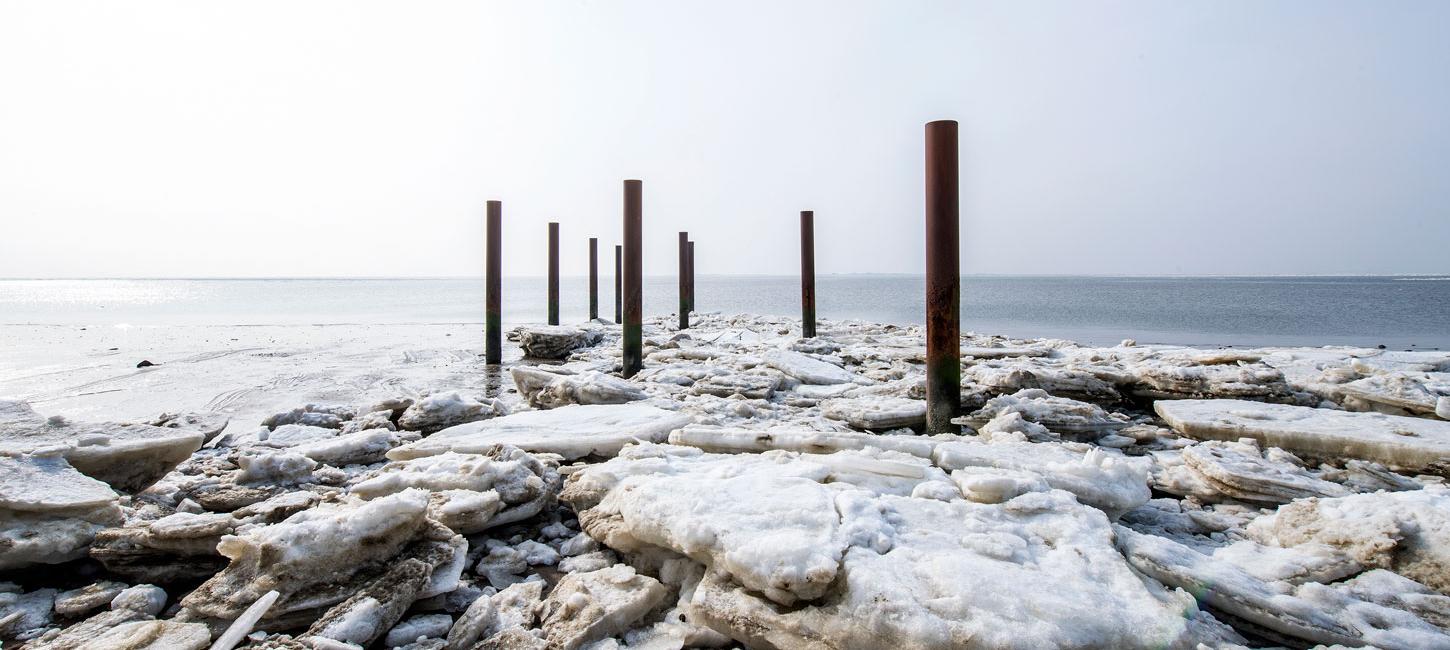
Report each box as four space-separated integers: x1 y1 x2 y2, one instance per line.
4 313 1450 649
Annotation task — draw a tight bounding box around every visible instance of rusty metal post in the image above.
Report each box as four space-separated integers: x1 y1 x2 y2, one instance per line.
622 181 643 376
800 211 816 338
925 120 961 433
614 244 622 324
686 240 695 313
588 238 599 320
485 201 502 364
678 232 689 330
547 222 560 326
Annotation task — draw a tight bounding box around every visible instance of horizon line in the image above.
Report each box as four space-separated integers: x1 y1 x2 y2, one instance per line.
3 272 1448 281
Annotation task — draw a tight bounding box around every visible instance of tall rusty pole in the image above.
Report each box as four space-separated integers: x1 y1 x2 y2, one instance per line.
686 240 695 313
677 232 689 330
485 201 502 365
622 180 643 377
800 211 816 338
547 222 560 326
588 238 599 320
925 120 961 434
613 245 622 324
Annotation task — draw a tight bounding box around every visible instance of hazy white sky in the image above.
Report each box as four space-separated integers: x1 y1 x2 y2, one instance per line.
1 1 1446 278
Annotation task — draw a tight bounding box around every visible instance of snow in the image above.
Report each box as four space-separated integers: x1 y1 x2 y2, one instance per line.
1156 398 1450 471
389 404 693 461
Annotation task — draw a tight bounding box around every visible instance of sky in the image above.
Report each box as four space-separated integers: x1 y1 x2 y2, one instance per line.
1 1 1446 278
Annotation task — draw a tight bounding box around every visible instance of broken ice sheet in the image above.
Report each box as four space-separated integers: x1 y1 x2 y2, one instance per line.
1156 398 1450 472
388 403 693 462
564 443 1215 648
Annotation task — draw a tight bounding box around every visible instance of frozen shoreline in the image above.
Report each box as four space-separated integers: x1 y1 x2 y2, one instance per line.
2 313 1449 648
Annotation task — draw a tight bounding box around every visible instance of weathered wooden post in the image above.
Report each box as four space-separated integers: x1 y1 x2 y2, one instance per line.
800 211 816 338
687 240 695 313
614 245 622 324
622 181 643 377
485 200 502 365
925 120 961 434
678 231 689 330
547 222 560 326
588 238 599 320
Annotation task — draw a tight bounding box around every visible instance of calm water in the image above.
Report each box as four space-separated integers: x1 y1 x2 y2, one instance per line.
1 276 1447 348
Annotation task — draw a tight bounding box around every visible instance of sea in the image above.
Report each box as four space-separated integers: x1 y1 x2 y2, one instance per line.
1 276 1447 349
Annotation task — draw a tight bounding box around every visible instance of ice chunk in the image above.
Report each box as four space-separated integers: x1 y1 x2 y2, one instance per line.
667 425 940 459
179 490 444 622
0 451 122 570
537 565 668 650
389 404 692 462
510 367 646 409
91 512 236 583
235 451 317 484
73 620 211 649
962 362 1121 401
820 396 926 429
0 588 56 642
958 388 1130 436
300 556 435 648
1179 440 1349 504
690 372 779 399
53 581 127 617
1248 488 1450 594
384 613 454 648
261 404 353 430
1115 525 1450 648
1209 540 1361 584
1126 358 1294 401
762 349 856 385
290 428 402 466
1156 399 1450 472
563 445 843 605
682 490 1208 649
397 392 504 434
517 325 600 359
0 399 204 492
1338 372 1449 417
111 584 167 616
950 466 1049 504
352 448 559 534
932 439 1150 516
